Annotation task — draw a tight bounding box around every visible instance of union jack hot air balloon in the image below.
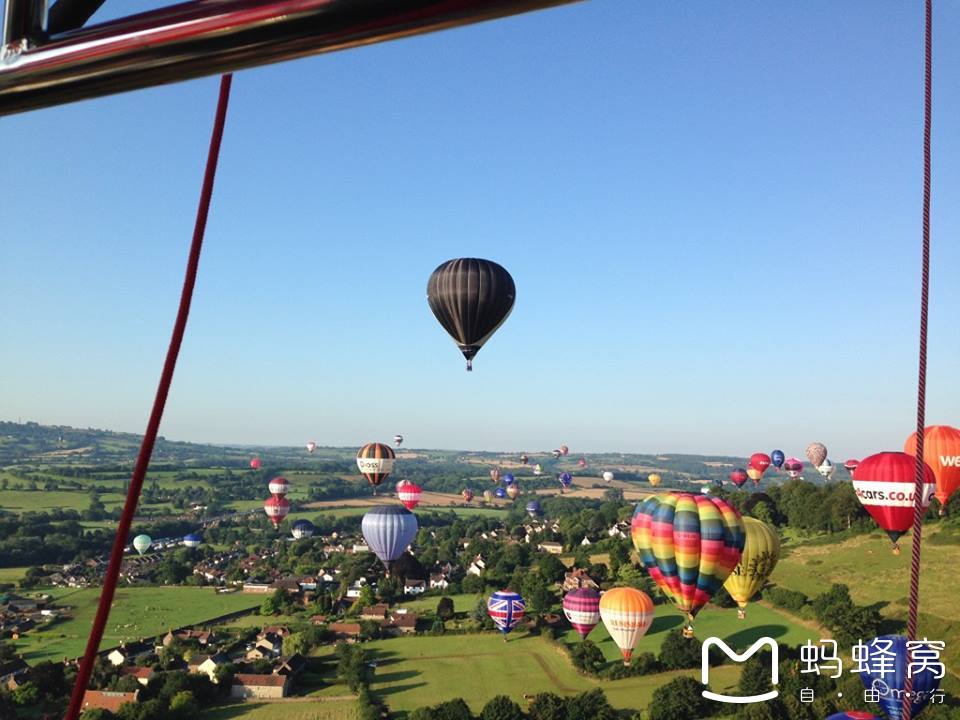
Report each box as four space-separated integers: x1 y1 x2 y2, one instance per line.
562 587 600 640
487 590 525 636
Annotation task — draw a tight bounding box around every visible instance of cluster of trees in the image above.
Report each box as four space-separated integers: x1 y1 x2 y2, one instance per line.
409 689 619 720
0 510 113 570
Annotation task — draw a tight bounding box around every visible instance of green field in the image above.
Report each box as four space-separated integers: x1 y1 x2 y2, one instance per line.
14 587 261 662
0 567 28 585
400 593 481 615
0 488 127 512
199 700 358 720
364 632 742 715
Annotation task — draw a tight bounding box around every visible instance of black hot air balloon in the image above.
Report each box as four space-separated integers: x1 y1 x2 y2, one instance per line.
426 258 516 371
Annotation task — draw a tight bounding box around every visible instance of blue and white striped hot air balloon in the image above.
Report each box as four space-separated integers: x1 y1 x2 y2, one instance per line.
183 533 202 548
494 487 507 499
361 506 418 570
487 590 525 635
291 519 315 540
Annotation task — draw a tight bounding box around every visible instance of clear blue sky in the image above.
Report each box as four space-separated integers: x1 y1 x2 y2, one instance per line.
2 1 957 458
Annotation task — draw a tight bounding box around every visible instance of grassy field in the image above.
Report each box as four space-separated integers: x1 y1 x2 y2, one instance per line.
364 632 742 716
0 567 28 585
399 593 481 615
14 587 261 662
0 488 127 512
199 700 359 720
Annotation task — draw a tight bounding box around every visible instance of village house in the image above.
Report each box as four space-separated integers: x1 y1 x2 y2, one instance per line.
467 555 485 577
360 604 389 621
310 614 327 626
188 652 230 682
0 658 29 688
246 634 283 660
537 541 564 555
231 673 289 699
120 666 156 686
328 622 361 642
81 689 139 714
162 628 214 647
273 654 306 677
384 612 418 636
259 626 291 640
242 582 273 594
351 543 370 554
403 579 426 595
429 574 449 590
271 578 301 594
107 640 153 666
562 568 600 591
580 536 592 546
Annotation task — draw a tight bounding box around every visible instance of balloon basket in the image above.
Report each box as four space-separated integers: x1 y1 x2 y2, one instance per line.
892 544 901 556
737 609 745 620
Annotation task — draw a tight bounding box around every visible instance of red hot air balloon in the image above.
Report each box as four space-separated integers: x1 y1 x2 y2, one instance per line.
396 481 422 511
250 458 261 470
852 452 936 553
268 476 289 495
578 457 587 468
904 425 960 514
729 468 748 488
462 488 474 503
749 453 772 476
844 459 860 477
264 495 290 527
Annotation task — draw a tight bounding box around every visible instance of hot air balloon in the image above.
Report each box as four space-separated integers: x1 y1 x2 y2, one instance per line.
558 472 572 491
292 519 315 539
357 443 396 491
268 476 289 496
602 471 614 483
746 466 764 485
264 495 290 527
503 473 515 485
844 458 860 477
826 713 879 720
520 453 529 465
396 480 422 511
723 517 780 619
462 488 474 503
482 490 493 503
250 458 261 470
490 468 501 484
361 506 418 570
784 458 804 478
183 533 202 548
647 473 662 488
770 450 785 469
805 442 828 468
560 445 569 457
506 484 519 500
905 425 960 514
306 441 317 454
525 500 541 518
427 258 516 371
487 590 525 636
562 587 600 640
578 457 587 468
817 459 835 480
749 453 771 481
132 534 152 555
393 434 404 447
729 468 748 488
552 449 562 459
533 464 543 476
857 636 941 720
495 487 507 499
632 493 745 636
599 587 655 665
853 452 935 553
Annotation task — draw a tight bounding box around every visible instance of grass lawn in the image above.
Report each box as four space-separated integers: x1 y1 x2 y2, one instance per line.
14 586 261 662
199 700 359 720
364 632 742 715
0 488 127 512
400 593 482 615
0 567 28 585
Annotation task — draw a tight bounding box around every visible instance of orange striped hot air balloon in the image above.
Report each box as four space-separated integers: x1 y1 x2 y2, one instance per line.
904 425 960 514
598 587 654 665
357 443 396 492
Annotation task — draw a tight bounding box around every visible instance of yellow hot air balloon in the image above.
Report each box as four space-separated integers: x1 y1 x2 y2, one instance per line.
723 517 780 619
648 473 662 487
598 587 654 665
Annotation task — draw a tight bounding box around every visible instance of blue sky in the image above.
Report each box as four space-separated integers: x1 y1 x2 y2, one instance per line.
2 1 957 458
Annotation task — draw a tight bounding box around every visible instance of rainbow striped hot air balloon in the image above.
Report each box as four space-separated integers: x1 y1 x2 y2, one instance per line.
487 590 525 638
632 493 745 637
598 587 654 665
562 587 600 640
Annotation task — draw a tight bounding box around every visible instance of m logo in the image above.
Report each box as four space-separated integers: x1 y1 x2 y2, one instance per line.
701 636 779 703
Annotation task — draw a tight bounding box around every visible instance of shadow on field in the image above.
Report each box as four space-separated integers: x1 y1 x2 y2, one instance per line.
372 669 420 684
723 624 788 648
376 681 427 696
648 614 683 635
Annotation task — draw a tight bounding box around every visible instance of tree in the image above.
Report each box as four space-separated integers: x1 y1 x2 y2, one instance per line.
658 629 701 670
260 588 289 616
529 692 567 720
521 573 555 615
567 689 617 720
354 584 376 611
12 682 39 706
738 650 774 698
433 698 474 720
648 676 711 720
282 632 309 657
537 553 567 584
480 695 523 720
169 690 198 717
437 596 455 621
462 574 485 594
569 640 606 675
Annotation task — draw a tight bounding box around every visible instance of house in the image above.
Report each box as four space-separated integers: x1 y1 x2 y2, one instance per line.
360 604 389 621
298 577 318 591
0 658 29 688
467 555 486 577
404 579 426 595
107 640 153 666
242 582 273 593
273 654 306 677
272 578 301 593
328 622 361 642
429 574 450 590
120 666 157 686
231 674 289 699
163 628 214 647
246 636 282 660
580 536 592 546
385 612 418 635
259 626 291 640
310 614 327 626
81 690 139 714
351 543 370 554
562 568 599 592
188 652 230 682
537 542 564 555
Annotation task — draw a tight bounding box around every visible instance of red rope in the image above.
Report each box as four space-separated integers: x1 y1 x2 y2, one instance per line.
901 1 932 718
63 73 233 720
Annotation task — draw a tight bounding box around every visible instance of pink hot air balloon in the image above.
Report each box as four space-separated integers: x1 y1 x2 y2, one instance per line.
559 445 569 456
844 459 860 477
397 481 422 511
268 476 290 496
563 587 600 640
250 458 262 470
462 488 474 503
784 457 804 478
578 457 587 468
264 495 290 527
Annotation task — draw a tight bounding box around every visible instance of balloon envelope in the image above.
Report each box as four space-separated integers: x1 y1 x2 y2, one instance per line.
132 534 152 555
784 458 804 478
853 452 935 550
503 473 515 485
647 473 661 487
533 464 543 476
632 493 745 634
559 472 572 489
495 487 507 499
506 484 519 500
723 517 780 616
749 453 771 477
770 450 785 469
563 587 600 640
490 468 501 484
559 445 569 456
361 506 418 568
826 713 879 720
525 500 541 517
857 636 940 720
250 458 261 470
487 590 525 634
268 476 289 496
427 258 516 371
602 471 614 483
904 425 960 509
396 481 422 511
357 443 396 486
844 458 860 477
264 495 290 527
393 434 403 447
817 459 835 480
805 442 828 468
183 533 202 548
306 441 317 453
599 587 654 664
729 468 748 487
292 519 315 539
462 488 474 503
482 490 493 503
520 453 529 464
